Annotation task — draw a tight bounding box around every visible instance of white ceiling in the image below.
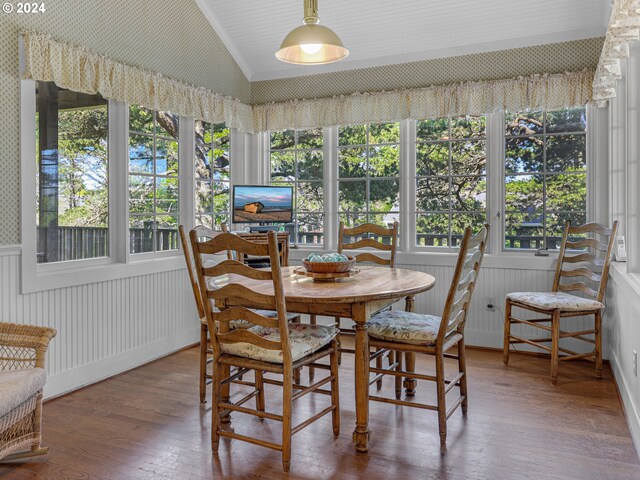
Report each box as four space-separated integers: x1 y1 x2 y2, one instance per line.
196 0 609 82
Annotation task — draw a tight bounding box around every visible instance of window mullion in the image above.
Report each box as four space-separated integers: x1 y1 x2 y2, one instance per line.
486 110 504 255
179 116 195 233
401 119 415 253
110 100 129 263
324 127 337 251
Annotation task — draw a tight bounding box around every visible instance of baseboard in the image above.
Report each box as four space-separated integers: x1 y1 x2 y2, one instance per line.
609 345 640 455
44 326 200 399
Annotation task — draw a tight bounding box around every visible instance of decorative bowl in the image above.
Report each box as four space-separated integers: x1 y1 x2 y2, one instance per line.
302 256 355 273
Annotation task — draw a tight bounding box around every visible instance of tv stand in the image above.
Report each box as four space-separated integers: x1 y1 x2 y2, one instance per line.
249 225 280 233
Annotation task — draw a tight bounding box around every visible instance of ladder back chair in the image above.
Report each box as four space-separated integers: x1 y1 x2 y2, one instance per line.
190 230 340 472
503 221 618 384
179 225 300 403
366 224 489 446
308 221 399 382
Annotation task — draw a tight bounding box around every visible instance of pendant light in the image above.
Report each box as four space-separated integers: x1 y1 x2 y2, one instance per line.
275 0 349 65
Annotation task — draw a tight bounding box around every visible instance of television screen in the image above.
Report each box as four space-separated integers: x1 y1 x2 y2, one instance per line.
232 185 293 224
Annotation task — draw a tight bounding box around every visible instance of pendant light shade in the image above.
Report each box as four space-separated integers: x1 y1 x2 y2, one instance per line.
276 0 349 65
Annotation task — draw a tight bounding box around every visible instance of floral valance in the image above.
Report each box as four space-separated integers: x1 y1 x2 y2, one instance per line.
21 30 594 134
593 0 640 105
252 69 594 132
21 31 254 132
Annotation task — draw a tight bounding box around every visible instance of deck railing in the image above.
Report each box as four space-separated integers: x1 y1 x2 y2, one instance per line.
37 226 564 262
37 226 179 262
296 231 563 250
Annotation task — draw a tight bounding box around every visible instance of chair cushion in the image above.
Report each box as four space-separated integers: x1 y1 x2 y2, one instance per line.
221 323 338 364
0 368 46 417
507 292 604 312
367 311 443 346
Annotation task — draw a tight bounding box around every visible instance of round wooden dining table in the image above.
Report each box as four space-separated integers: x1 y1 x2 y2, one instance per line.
219 264 436 452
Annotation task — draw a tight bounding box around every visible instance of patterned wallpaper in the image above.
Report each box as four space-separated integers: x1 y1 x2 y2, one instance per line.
0 2 603 246
250 38 604 104
0 0 250 244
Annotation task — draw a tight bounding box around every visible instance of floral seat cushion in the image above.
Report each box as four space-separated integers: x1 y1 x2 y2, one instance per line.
367 311 444 346
221 323 338 364
507 292 604 311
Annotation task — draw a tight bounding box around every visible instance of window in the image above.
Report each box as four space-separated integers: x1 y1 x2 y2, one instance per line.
195 121 230 229
128 106 179 253
338 123 400 230
504 108 586 250
35 81 109 263
415 116 486 247
269 129 324 245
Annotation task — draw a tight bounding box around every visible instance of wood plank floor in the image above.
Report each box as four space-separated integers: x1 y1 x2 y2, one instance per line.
1 344 639 480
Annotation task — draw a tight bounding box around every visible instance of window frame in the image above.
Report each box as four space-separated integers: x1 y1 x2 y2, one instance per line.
336 122 401 235
261 108 594 260
268 128 325 247
20 79 191 294
412 115 488 250
127 106 182 257
502 108 588 252
194 120 232 230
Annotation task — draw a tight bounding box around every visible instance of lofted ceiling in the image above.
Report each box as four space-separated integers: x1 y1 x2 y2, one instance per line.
196 0 609 82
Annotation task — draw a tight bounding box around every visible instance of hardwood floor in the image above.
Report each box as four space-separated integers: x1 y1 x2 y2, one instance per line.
1 343 638 479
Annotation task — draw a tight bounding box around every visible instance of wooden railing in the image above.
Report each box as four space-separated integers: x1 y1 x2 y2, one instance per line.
37 226 179 262
297 231 564 250
37 226 566 262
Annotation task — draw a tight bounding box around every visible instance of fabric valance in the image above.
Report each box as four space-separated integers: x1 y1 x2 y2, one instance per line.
252 70 594 132
21 31 594 134
593 0 640 105
21 31 254 132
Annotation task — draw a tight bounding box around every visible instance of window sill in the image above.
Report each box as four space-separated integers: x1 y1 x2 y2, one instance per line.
288 248 556 271
23 253 185 293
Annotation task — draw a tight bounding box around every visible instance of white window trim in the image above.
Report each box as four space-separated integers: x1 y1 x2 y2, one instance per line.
20 79 192 294
258 110 602 269
409 115 490 253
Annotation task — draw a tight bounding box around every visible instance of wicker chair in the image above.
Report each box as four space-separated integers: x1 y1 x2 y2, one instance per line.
0 322 56 461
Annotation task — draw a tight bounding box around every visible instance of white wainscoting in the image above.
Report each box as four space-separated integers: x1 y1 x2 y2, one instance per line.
290 257 598 356
606 264 640 453
0 245 603 402
0 249 199 399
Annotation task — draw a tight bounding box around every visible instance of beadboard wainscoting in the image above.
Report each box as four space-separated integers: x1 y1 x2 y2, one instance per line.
289 256 600 357
0 245 607 402
606 264 640 453
0 247 198 399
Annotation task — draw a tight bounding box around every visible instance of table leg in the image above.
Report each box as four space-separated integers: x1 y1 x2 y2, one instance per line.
352 315 370 452
404 295 417 396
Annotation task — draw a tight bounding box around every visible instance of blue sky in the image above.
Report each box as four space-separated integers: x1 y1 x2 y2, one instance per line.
234 186 292 208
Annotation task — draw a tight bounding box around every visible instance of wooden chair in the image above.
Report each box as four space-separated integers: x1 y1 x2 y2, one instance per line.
190 230 340 472
0 322 56 461
503 221 618 384
309 221 400 383
366 224 489 446
178 225 300 404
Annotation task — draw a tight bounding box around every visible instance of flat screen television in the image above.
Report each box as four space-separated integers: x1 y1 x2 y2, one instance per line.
232 185 293 224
